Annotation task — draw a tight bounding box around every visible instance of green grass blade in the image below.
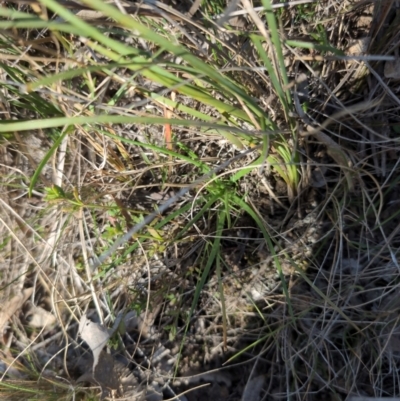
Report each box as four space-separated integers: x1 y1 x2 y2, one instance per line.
0 115 225 133
0 6 48 19
285 39 345 56
251 34 289 116
76 0 268 118
261 0 291 106
28 129 70 196
31 0 270 126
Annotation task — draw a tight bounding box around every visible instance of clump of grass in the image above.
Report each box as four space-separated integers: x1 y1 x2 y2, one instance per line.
0 377 96 401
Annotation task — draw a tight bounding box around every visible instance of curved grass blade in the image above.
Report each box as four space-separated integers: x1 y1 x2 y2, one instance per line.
251 34 289 117
0 115 254 148
28 128 70 196
41 0 271 126
285 39 345 56
261 0 291 107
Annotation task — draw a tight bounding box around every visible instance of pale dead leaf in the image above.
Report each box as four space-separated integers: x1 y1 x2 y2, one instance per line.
76 9 105 20
0 288 34 335
241 375 265 401
384 59 400 79
78 314 110 370
346 37 370 55
25 302 56 329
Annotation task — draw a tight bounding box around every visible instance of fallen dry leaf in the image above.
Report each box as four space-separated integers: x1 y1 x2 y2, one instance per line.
384 58 400 79
0 288 34 335
78 314 110 371
25 302 56 329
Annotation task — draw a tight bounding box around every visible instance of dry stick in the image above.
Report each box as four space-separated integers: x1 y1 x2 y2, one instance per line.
5 0 173 19
93 147 258 270
78 208 104 324
317 55 397 62
216 0 320 18
187 0 202 17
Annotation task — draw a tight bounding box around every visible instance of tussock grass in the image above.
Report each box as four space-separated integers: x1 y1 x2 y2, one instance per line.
1 0 400 400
